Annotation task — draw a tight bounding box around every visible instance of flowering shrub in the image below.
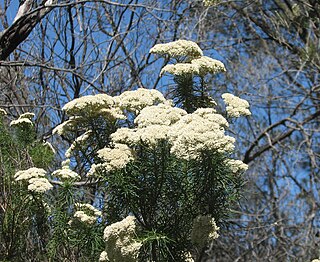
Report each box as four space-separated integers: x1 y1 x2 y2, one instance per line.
1 40 251 261
50 40 250 261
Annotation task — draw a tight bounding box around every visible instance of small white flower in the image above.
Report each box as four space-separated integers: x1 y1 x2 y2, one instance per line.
52 167 80 180
19 112 35 119
160 63 200 76
97 143 134 172
73 203 102 224
14 167 46 181
135 104 187 128
27 177 53 193
63 94 116 116
168 112 234 160
191 56 226 75
103 216 142 262
99 251 109 261
225 159 248 173
222 93 251 118
150 40 203 58
118 88 166 113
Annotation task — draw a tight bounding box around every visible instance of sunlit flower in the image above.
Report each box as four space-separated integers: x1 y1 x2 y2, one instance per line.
99 251 108 262
168 113 234 159
118 88 166 113
28 177 53 193
225 159 248 173
97 143 134 172
63 94 115 115
134 104 187 128
191 56 226 75
222 93 251 117
10 118 33 127
160 63 200 76
14 167 46 181
150 40 203 58
19 112 35 119
52 167 80 180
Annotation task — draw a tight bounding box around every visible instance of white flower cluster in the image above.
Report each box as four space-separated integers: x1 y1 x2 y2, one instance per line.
222 93 251 118
14 167 46 181
184 252 195 262
10 112 34 127
118 88 167 113
191 56 226 75
62 94 116 117
14 167 53 193
160 56 226 77
111 125 169 147
65 130 92 158
160 63 200 76
151 40 225 77
111 104 187 147
28 177 53 193
96 143 134 172
52 160 80 180
19 112 35 119
168 109 235 160
73 203 102 224
135 104 187 128
101 216 142 262
99 251 108 262
52 159 80 180
111 104 234 160
150 39 203 58
55 88 168 142
311 259 320 262
225 159 248 173
0 108 7 116
190 215 219 249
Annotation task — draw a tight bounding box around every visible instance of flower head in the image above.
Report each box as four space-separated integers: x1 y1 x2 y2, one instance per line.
222 93 251 117
72 203 101 224
14 167 46 181
168 112 234 160
150 40 203 59
52 167 80 180
27 177 53 193
118 88 166 114
134 104 187 128
102 216 142 262
63 94 117 117
191 56 226 75
97 143 134 172
225 159 248 173
160 63 200 76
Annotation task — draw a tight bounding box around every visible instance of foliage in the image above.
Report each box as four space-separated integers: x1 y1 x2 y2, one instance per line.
0 39 249 261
